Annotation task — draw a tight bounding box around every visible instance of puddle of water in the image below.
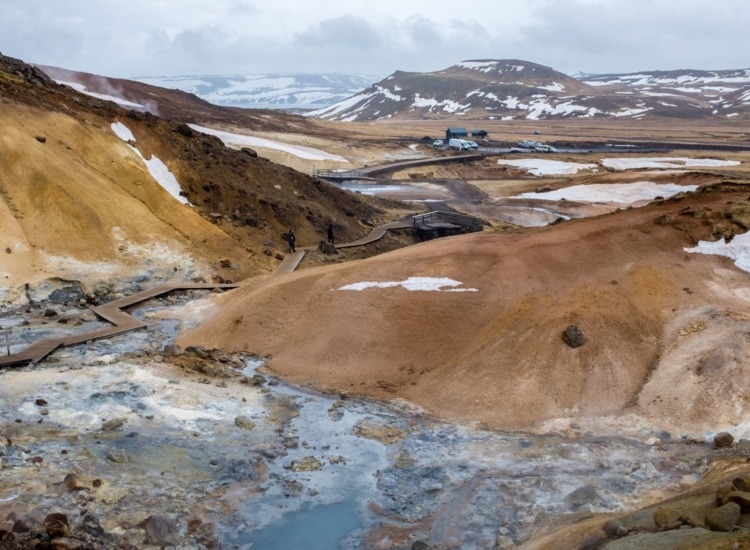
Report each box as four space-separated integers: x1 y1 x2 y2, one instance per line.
232 501 362 549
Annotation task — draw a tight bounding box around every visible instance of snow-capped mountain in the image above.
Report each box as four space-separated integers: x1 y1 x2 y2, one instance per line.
134 73 380 109
307 60 750 122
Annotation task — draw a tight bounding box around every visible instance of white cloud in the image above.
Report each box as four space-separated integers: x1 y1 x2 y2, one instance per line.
0 0 748 77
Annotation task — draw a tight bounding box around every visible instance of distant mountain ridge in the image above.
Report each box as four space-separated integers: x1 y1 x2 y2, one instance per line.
307 59 750 122
134 73 380 109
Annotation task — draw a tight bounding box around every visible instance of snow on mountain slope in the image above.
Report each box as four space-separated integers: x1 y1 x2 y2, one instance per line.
134 73 380 109
308 60 750 122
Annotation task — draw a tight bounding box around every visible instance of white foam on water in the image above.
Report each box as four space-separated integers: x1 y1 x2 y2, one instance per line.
337 277 477 292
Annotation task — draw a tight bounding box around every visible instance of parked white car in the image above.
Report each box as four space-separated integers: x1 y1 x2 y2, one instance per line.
432 140 444 147
533 144 558 153
449 138 478 151
519 140 542 149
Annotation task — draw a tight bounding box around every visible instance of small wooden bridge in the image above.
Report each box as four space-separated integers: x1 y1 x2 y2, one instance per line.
412 211 484 234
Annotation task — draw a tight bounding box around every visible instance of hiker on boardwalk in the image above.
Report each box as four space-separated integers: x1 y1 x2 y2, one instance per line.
327 223 335 244
287 229 296 253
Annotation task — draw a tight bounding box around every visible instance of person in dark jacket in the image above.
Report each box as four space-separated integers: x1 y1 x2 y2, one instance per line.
287 229 296 253
327 223 334 244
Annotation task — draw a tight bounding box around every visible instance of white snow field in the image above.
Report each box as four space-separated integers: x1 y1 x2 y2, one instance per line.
517 182 698 203
188 124 347 162
55 80 145 109
111 122 135 142
685 232 750 274
337 277 477 292
603 157 740 170
497 159 597 176
111 123 190 204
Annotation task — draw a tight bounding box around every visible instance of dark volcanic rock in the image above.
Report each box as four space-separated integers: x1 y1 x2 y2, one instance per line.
577 534 604 550
566 485 597 509
562 325 586 348
144 515 180 546
714 432 734 448
318 241 338 255
705 502 740 532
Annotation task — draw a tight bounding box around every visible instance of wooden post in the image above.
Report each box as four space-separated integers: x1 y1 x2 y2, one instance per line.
0 330 10 356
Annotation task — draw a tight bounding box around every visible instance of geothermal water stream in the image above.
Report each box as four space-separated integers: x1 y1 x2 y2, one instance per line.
0 289 716 549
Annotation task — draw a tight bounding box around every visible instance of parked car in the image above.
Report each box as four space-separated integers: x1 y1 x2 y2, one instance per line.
449 138 478 151
432 139 444 147
519 140 542 149
533 144 558 153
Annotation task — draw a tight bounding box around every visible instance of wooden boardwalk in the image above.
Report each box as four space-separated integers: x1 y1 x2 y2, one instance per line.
273 221 412 275
0 284 238 367
2 221 415 367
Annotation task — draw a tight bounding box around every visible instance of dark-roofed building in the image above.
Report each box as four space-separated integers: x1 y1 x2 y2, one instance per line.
472 129 488 138
446 127 468 140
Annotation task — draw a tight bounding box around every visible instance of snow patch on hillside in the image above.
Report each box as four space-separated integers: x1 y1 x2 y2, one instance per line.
128 147 190 205
337 277 477 292
603 157 740 170
685 232 750 273
56 80 145 109
111 122 135 142
188 124 347 162
518 182 697 203
498 159 596 176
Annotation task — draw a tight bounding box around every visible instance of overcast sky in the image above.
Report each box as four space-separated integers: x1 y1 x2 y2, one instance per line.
2 0 749 78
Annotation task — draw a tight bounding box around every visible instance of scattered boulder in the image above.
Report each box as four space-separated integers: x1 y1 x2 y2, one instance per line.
241 148 258 158
263 249 272 256
144 515 180 546
602 519 625 537
275 253 284 261
44 309 58 317
705 502 740 532
187 517 202 534
101 418 127 431
44 513 70 538
284 456 323 472
35 136 47 143
565 485 598 509
562 325 586 348
220 259 233 268
163 344 182 356
577 534 604 550
234 416 255 430
318 241 338 255
107 448 128 464
36 398 48 406
173 123 194 138
412 542 432 550
733 476 750 492
63 474 84 492
726 491 750 513
50 537 83 550
714 432 734 448
12 519 30 533
653 508 681 528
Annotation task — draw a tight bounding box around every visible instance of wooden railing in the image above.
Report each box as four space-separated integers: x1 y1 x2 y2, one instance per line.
411 211 484 231
313 169 365 180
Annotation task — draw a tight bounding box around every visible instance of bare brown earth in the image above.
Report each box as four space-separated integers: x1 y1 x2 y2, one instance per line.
181 183 750 433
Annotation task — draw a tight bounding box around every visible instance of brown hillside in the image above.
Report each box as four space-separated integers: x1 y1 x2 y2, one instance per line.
181 184 750 433
0 53 405 302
